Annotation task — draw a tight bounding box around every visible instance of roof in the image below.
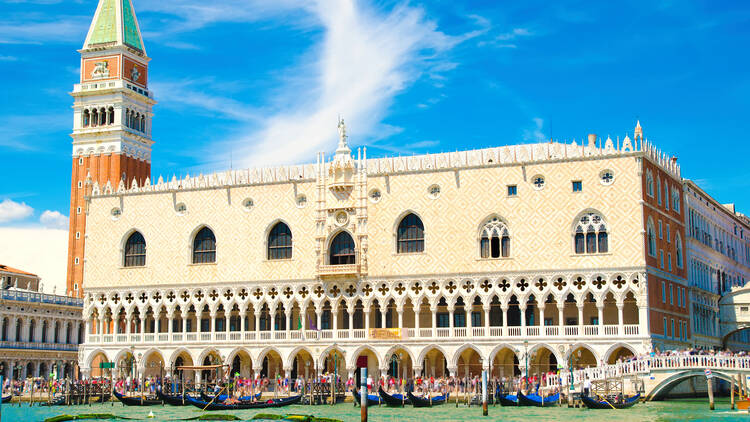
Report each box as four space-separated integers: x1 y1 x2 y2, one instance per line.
83 0 145 53
0 264 38 277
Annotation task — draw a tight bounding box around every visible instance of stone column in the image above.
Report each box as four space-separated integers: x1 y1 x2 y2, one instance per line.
332 304 339 332
448 304 455 332
466 307 472 330
97 317 104 337
254 311 261 333
285 310 292 337
210 310 217 335
195 311 203 334
557 304 564 329
379 304 387 328
270 306 277 333
140 315 146 335
538 302 545 330
501 305 508 329
316 308 322 332
364 305 371 333
167 311 174 336
347 304 354 337
299 306 306 336
430 305 437 337
519 304 527 327
240 311 247 333
414 303 421 337
182 314 188 334
576 300 584 328
597 304 604 326
397 305 404 331
483 304 491 334
125 313 132 335
225 311 231 334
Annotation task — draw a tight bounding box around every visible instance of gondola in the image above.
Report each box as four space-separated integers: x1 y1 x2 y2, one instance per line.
407 391 449 407
200 391 261 402
378 387 411 406
496 393 518 406
113 390 163 406
352 389 382 406
40 395 66 406
185 394 301 410
1 393 12 404
517 392 560 407
157 390 199 406
581 393 640 409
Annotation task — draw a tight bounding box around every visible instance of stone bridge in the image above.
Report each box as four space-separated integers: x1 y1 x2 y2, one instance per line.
719 286 750 346
556 355 750 401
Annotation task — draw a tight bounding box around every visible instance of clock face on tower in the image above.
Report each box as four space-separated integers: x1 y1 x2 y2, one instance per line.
130 66 140 82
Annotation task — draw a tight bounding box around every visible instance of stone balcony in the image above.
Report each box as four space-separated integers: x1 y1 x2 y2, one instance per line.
317 264 362 278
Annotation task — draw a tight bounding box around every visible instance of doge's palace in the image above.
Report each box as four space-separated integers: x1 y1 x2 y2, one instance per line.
74 0 705 383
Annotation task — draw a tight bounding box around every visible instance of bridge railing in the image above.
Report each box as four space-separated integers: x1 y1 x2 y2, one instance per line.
553 355 750 389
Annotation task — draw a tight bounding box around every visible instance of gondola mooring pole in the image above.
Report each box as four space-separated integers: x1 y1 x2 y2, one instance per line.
482 369 488 416
360 367 367 422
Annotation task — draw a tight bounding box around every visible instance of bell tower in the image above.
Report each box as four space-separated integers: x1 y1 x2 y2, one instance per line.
66 0 155 297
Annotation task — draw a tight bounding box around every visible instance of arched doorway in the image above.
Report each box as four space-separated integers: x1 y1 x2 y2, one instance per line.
260 349 283 380
456 347 483 378
143 350 165 378
201 350 223 384
571 346 597 368
353 348 379 388
607 346 635 364
527 345 558 378
230 349 252 378
491 347 518 378
384 348 412 382
421 347 448 378
89 352 109 378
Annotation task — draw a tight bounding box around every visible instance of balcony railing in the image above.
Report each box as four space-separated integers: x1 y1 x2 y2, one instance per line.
85 323 642 345
1 290 83 307
0 341 78 352
318 264 361 277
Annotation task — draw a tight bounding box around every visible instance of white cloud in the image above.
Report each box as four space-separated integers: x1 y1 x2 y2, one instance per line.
0 199 33 224
522 117 546 142
40 210 69 230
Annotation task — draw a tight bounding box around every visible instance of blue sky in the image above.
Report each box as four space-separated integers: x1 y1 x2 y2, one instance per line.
2 0 750 229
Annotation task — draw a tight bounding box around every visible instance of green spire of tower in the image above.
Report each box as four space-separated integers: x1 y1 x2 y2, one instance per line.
83 0 146 53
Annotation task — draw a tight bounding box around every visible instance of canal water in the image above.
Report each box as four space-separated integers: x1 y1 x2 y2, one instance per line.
3 398 746 421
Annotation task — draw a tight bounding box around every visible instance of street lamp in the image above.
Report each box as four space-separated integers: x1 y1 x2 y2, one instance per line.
523 340 529 384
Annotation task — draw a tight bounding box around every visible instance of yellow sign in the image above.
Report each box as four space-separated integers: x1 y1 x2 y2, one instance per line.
369 328 402 340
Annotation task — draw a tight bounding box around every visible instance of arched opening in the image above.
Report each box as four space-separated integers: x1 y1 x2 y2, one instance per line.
124 231 146 267
291 348 314 380
491 347 518 378
507 296 521 326
267 222 292 260
39 362 48 379
623 291 639 324
384 348 412 383
570 346 597 369
192 227 216 264
28 319 36 342
329 232 355 265
456 347 482 379
201 350 222 383
354 348 379 388
607 346 635 364
229 349 252 378
421 347 448 378
1 318 7 341
480 216 510 258
143 350 165 378
527 345 558 377
41 320 48 342
574 212 607 254
171 350 195 387
260 349 283 380
397 213 424 253
89 352 109 378
116 350 136 379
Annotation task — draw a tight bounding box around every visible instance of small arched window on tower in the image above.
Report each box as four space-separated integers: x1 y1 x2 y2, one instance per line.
123 231 146 267
99 107 106 126
267 222 292 260
330 232 356 265
192 227 216 264
573 212 608 254
125 109 130 128
480 216 510 258
140 115 145 132
396 213 424 253
107 107 115 125
91 108 98 127
82 109 90 127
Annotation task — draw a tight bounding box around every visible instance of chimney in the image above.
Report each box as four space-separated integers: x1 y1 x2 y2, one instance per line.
587 134 597 146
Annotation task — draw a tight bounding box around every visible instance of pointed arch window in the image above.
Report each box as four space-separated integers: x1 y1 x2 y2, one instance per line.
193 227 216 264
480 217 510 258
268 222 292 260
396 213 424 253
330 232 355 265
676 234 684 268
646 170 654 197
647 219 657 257
123 231 146 267
574 212 608 254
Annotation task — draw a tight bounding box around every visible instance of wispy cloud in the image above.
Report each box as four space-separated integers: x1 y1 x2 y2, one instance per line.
478 27 535 48
0 114 69 151
522 117 546 142
0 15 87 44
39 210 68 230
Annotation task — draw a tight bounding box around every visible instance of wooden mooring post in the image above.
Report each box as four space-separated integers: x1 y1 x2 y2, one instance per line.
731 376 736 410
706 374 715 411
360 368 367 422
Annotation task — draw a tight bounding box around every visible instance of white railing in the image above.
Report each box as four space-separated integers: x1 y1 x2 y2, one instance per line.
583 325 598 336
603 325 619 336
86 322 645 345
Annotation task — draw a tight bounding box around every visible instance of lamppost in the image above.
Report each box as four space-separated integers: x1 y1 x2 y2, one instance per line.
331 349 341 406
523 340 529 384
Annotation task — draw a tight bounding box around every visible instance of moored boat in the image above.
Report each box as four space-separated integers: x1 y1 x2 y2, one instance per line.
497 393 518 406
517 392 560 407
352 389 382 406
1 393 11 404
378 387 411 406
40 395 66 406
200 391 261 403
113 390 163 406
407 391 449 407
581 393 640 409
185 394 302 410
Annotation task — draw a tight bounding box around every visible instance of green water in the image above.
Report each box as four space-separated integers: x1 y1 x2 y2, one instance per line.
3 398 746 422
